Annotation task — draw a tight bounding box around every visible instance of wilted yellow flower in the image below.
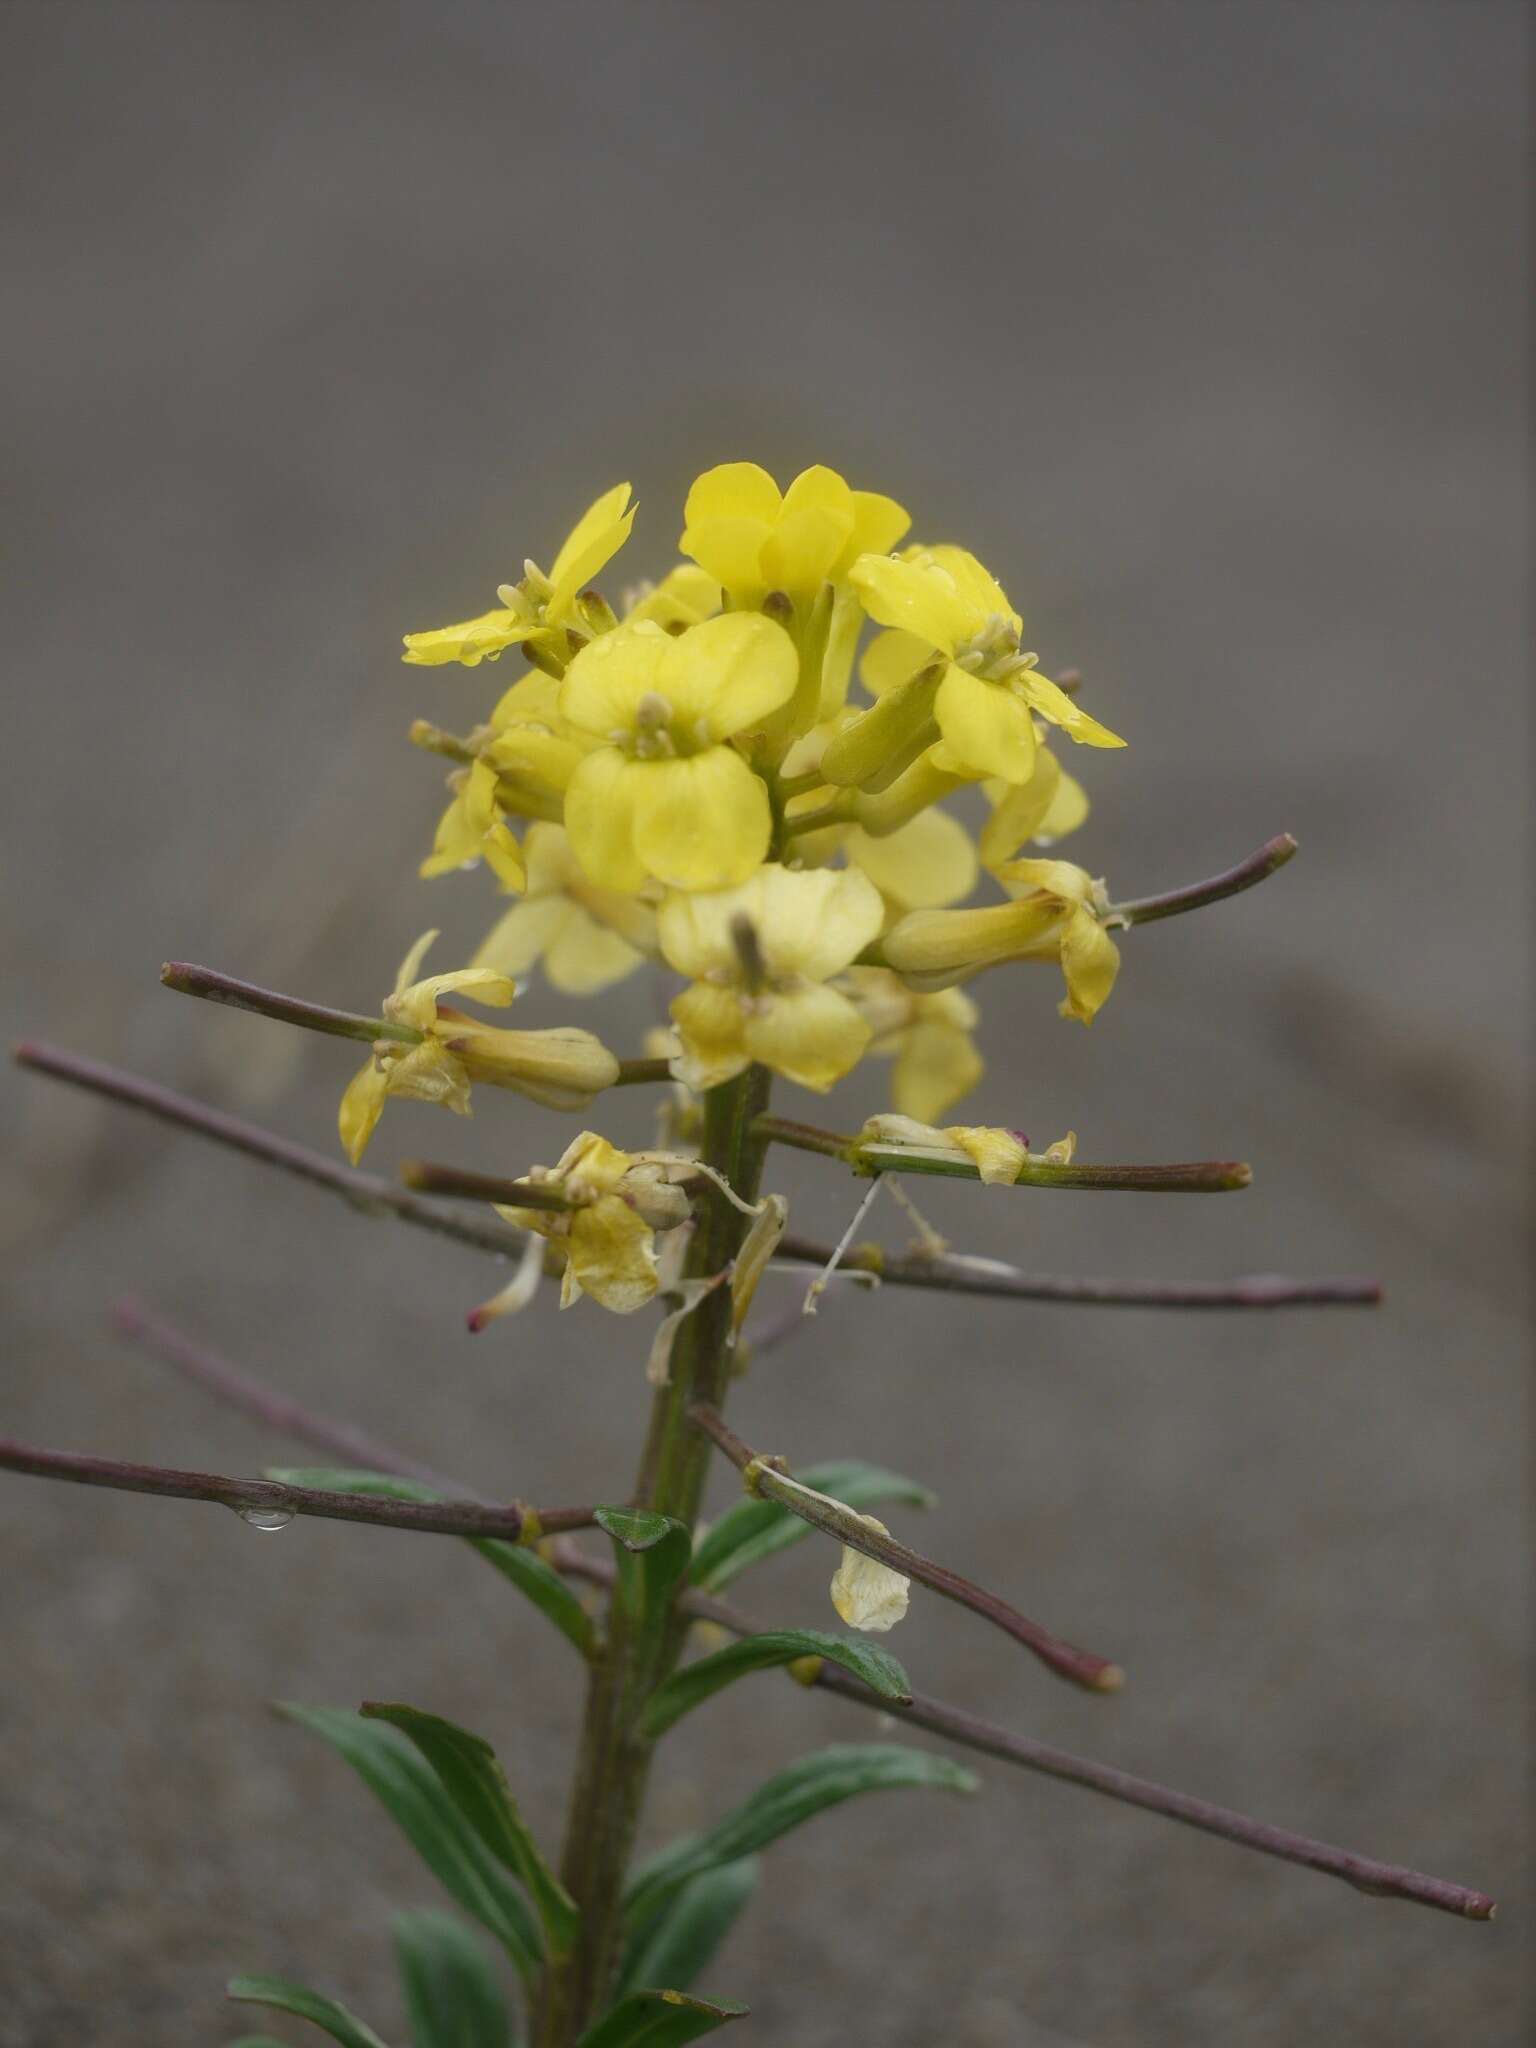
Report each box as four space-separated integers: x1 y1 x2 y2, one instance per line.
978 742 1090 869
881 858 1120 1023
473 823 656 995
402 484 635 669
848 544 1124 784
857 1113 1075 1183
842 968 982 1123
559 613 797 892
660 864 885 1092
829 1515 911 1633
680 462 909 610
496 1131 693 1314
337 932 619 1163
419 756 526 887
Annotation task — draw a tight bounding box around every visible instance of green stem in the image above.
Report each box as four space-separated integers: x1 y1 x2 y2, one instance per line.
534 1064 773 2044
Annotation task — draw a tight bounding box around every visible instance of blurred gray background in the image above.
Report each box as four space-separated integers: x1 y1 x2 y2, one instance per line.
1 2 1528 2042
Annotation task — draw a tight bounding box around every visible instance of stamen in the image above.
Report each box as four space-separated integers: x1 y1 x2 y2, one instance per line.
803 1175 886 1315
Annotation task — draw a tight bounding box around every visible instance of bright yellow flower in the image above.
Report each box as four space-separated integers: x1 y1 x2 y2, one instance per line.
558 613 797 892
680 462 909 610
848 544 1124 784
841 968 982 1123
881 859 1120 1022
337 932 619 1162
473 823 656 995
402 484 635 668
495 1131 692 1314
659 863 886 1092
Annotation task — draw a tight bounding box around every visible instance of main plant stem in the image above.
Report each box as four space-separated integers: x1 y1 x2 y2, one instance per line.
534 1065 773 2044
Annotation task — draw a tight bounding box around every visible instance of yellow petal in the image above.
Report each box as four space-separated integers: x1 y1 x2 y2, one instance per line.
569 1195 659 1313
677 518 771 604
482 821 526 891
743 984 871 1091
920 545 1019 637
662 612 799 737
631 749 771 891
849 554 971 654
859 627 936 695
473 896 569 979
731 1193 789 1337
761 865 888 982
892 1019 983 1123
337 1059 388 1164
407 966 516 1013
623 563 721 629
759 466 855 596
543 909 646 994
683 461 783 529
392 929 440 998
563 748 650 894
1058 907 1121 1023
834 491 912 577
1017 668 1126 749
994 857 1100 909
559 618 671 738
933 666 1037 783
669 980 751 1092
978 748 1064 869
847 807 977 911
544 482 636 621
944 1124 1028 1185
1038 762 1090 842
402 608 535 668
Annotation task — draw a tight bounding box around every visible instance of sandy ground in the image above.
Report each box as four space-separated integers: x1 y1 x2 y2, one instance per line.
1 4 1528 2042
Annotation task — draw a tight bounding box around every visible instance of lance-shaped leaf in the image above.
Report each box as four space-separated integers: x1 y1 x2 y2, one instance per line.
625 1744 976 1932
615 1858 759 2002
278 1705 541 1981
393 1911 512 2048
227 1974 391 2048
640 1630 911 1739
576 1989 747 2047
267 1468 594 1658
689 1460 935 1593
362 1703 578 1959
596 1506 692 1629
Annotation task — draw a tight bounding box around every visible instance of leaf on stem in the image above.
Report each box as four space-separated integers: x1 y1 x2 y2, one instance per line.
266 1468 594 1659
614 1858 760 2003
576 1989 748 2047
688 1459 936 1593
596 1505 693 1629
276 1706 542 1982
227 1974 391 2048
640 1630 910 1740
392 1911 512 2048
361 1703 579 1960
624 1744 976 1933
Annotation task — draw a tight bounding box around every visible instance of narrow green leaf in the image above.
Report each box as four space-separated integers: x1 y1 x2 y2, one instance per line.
576 1989 747 2047
277 1705 541 1982
640 1630 910 1739
227 1974 390 2048
393 1911 511 2048
266 1469 594 1658
595 1506 692 1628
689 1460 936 1593
625 1744 976 1932
615 1858 759 2001
362 1702 578 1959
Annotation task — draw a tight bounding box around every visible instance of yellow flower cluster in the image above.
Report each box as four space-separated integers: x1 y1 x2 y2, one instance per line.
346 462 1132 1185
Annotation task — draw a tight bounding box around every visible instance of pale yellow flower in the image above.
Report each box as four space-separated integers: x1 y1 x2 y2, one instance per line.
881 858 1120 1023
841 968 983 1123
473 823 656 995
978 742 1090 869
622 563 721 630
495 1131 693 1315
848 544 1124 784
559 613 797 892
402 484 635 668
419 756 526 887
843 805 977 914
830 1515 911 1633
680 462 909 610
337 933 618 1163
659 864 885 1093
